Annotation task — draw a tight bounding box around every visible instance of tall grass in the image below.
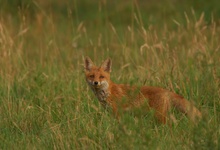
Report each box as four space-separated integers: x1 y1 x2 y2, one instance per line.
0 0 219 149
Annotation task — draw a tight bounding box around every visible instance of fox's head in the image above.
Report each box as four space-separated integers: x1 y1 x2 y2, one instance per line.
84 57 111 90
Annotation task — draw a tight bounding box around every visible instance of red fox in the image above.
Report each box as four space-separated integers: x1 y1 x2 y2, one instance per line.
84 56 202 124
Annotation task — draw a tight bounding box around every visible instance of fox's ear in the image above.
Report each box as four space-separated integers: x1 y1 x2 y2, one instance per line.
100 58 112 72
84 56 94 71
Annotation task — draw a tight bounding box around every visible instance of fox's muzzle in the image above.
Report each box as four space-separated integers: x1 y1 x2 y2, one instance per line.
87 80 109 90
87 80 101 87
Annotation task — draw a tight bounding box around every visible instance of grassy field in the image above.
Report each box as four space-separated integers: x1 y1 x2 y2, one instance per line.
0 0 219 149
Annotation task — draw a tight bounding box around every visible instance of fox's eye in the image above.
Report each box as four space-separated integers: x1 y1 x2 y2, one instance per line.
100 75 104 79
89 75 94 78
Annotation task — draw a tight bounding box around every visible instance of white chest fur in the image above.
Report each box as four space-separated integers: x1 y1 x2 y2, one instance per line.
93 88 109 102
91 81 109 101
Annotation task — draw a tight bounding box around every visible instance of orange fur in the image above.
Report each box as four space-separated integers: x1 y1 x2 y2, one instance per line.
84 57 202 124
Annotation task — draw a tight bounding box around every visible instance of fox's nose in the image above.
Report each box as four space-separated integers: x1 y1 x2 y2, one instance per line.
94 81 98 85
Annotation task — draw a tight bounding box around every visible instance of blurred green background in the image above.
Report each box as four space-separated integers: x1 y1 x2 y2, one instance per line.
1 0 220 68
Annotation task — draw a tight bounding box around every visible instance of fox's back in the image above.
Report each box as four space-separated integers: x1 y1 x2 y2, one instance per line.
110 83 169 100
109 83 172 107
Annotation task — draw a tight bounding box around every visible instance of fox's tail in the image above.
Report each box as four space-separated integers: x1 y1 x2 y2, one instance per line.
171 93 202 123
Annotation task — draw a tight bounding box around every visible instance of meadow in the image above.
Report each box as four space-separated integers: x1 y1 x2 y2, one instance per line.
0 0 219 149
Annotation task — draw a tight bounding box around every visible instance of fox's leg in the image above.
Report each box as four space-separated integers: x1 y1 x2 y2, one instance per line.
155 109 167 124
150 97 171 124
112 103 120 121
